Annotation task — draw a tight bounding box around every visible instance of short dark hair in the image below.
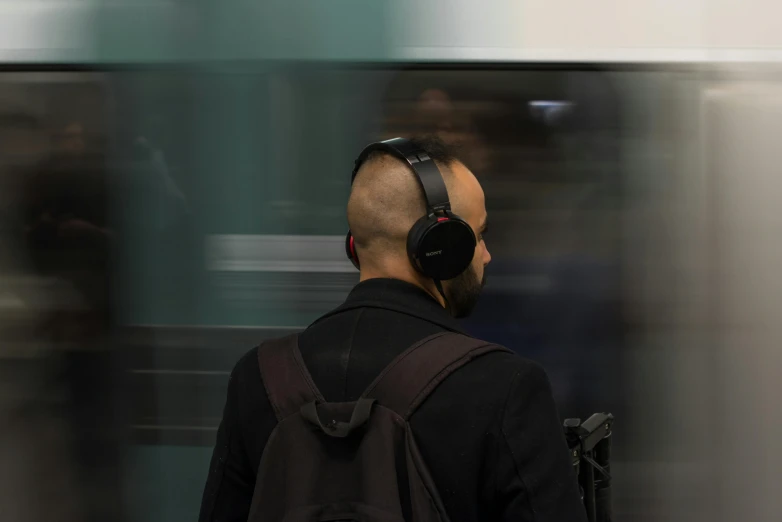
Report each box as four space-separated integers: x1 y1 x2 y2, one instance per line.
361 134 462 170
406 134 461 166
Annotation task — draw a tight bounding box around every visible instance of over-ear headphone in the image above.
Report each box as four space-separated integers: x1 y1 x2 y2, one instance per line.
345 137 477 281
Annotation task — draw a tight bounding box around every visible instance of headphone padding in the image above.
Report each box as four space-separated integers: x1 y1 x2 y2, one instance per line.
345 231 360 269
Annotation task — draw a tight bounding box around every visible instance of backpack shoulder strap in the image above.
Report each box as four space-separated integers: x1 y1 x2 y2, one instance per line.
257 333 325 422
363 332 512 419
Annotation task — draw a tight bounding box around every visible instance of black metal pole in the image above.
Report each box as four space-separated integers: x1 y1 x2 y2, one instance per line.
564 413 613 522
580 454 596 522
594 431 612 522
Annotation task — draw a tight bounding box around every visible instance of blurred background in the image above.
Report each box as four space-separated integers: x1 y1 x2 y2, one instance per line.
1 1 782 521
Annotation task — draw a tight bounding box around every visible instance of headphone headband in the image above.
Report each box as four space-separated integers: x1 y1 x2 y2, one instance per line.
351 137 451 214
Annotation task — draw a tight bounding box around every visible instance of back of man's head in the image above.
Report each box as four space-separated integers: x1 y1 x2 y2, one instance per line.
348 137 491 317
346 135 491 319
347 136 460 270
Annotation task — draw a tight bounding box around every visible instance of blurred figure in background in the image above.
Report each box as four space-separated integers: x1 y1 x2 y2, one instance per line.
0 114 124 522
0 111 86 522
382 85 491 175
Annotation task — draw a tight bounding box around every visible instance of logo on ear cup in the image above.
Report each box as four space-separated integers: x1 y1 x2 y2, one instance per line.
409 216 477 281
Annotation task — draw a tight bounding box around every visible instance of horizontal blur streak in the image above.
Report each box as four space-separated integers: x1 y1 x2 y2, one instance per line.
1 58 782 522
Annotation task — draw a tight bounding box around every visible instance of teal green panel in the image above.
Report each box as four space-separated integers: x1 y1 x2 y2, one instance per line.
112 66 382 327
194 72 275 235
95 0 390 63
126 446 212 522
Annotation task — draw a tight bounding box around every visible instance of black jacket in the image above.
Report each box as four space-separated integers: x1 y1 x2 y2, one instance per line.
199 278 586 522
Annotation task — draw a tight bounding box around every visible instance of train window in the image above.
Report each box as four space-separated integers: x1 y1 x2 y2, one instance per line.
108 64 625 396
0 64 630 522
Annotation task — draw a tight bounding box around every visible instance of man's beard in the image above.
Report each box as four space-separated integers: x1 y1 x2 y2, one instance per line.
445 264 486 319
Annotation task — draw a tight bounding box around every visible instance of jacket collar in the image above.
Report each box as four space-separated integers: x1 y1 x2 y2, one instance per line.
312 278 467 334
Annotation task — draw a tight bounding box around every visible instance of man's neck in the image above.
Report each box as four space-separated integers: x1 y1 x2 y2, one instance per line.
358 271 445 308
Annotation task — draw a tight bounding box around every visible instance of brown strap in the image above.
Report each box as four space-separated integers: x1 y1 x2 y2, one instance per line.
257 333 325 422
363 332 511 419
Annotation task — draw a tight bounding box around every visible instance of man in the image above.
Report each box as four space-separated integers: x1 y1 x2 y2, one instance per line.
199 136 586 522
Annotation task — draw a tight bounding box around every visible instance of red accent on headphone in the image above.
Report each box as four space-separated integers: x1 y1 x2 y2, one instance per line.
437 217 449 222
349 235 356 258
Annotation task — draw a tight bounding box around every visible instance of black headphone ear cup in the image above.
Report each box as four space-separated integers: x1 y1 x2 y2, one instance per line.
345 231 360 269
407 216 477 280
406 217 431 269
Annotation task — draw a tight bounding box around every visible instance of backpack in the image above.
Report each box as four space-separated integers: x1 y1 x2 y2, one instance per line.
247 331 511 522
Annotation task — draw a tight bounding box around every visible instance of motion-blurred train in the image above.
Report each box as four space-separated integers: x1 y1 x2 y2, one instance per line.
1 2 782 522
